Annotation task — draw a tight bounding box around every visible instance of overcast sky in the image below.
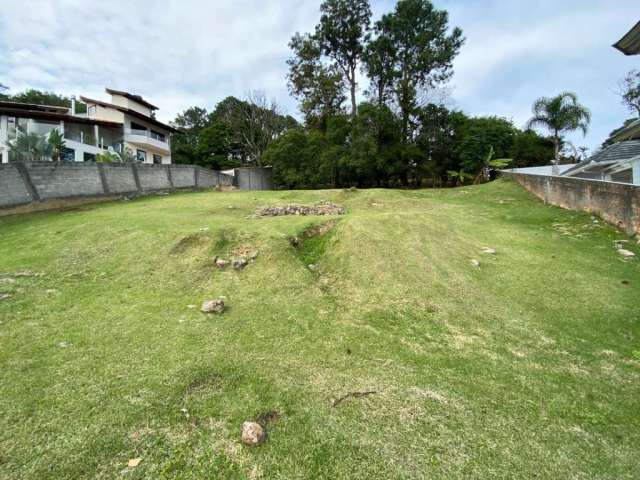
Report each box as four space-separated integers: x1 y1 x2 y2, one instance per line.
0 0 638 153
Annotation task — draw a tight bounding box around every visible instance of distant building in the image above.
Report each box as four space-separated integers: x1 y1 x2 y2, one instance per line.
0 88 178 164
560 21 640 185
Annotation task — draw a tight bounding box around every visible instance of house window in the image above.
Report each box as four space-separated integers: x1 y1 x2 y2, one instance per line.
151 130 166 142
153 154 162 164
131 122 147 134
7 117 16 139
137 149 147 163
83 152 96 162
88 105 96 116
61 148 75 162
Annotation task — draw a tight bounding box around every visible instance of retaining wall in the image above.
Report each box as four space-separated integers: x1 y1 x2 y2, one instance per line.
0 162 236 214
503 172 640 235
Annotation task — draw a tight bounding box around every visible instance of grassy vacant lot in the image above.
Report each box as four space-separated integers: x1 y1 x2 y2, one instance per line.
0 179 639 479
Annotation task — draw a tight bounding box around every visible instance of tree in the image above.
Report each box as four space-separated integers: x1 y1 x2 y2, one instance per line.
510 129 555 168
6 126 52 161
196 120 237 169
116 147 137 163
372 0 464 143
5 89 87 113
316 0 372 117
96 151 121 163
170 106 210 164
287 0 371 121
363 33 396 108
526 92 591 174
47 129 66 162
619 70 640 116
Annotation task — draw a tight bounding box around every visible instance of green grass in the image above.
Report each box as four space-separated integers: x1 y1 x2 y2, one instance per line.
0 179 639 479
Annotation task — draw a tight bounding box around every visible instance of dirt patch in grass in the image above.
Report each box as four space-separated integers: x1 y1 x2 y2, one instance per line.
255 410 281 425
185 371 225 396
170 233 212 255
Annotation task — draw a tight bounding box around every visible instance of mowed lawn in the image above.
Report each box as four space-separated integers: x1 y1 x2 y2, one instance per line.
0 179 639 479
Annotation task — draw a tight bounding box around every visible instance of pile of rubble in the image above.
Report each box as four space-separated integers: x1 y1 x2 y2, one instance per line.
257 201 345 217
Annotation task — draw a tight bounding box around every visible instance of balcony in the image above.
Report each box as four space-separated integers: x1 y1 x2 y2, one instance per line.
123 128 170 153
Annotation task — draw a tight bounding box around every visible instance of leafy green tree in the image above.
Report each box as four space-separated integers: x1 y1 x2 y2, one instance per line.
196 120 238 169
363 33 396 108
455 116 515 174
316 0 372 117
6 126 52 161
372 0 464 142
287 33 346 128
4 89 87 113
525 92 591 173
170 106 210 164
510 129 555 168
116 147 137 163
47 129 66 162
619 69 640 116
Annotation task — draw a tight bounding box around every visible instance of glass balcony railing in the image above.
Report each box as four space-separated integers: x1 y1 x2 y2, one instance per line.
124 128 167 143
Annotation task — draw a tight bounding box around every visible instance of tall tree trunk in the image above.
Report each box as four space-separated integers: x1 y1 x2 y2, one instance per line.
552 132 560 175
350 66 357 118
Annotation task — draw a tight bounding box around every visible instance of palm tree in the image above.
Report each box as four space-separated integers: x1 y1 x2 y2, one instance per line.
526 92 591 174
47 129 66 162
6 126 53 161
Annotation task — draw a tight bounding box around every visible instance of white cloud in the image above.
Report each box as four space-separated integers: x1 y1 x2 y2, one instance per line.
0 0 637 150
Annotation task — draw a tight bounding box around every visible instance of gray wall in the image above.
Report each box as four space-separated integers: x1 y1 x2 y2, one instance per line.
0 162 237 211
234 167 273 191
503 172 640 235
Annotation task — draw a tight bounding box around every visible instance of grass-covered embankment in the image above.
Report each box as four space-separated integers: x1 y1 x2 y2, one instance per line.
0 179 638 479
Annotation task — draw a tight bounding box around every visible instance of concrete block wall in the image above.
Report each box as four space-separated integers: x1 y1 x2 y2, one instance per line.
170 165 196 189
0 164 34 207
503 172 640 236
136 165 172 191
102 164 138 194
0 162 247 213
28 163 104 200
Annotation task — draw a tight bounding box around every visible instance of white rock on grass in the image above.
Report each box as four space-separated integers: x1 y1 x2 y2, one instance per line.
617 249 636 258
241 421 265 446
215 257 229 269
470 259 480 268
481 247 497 255
201 299 225 314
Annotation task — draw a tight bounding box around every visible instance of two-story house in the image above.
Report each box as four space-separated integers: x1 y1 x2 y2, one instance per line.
0 88 177 164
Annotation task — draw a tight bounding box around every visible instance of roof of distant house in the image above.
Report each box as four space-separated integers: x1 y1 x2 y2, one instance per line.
105 88 158 111
80 96 179 133
613 20 640 55
0 101 122 129
563 140 640 176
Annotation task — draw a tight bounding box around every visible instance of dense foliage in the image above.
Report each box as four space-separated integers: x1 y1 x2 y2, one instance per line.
0 87 87 113
170 0 555 187
170 95 298 169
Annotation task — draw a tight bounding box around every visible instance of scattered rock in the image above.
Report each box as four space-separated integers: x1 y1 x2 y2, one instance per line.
288 236 300 247
58 341 70 348
248 250 259 261
617 249 636 258
215 257 229 269
187 304 196 309
127 458 142 468
0 278 16 285
308 264 319 271
470 259 480 268
201 299 225 314
257 201 345 217
232 258 248 269
0 293 11 301
481 247 497 255
241 421 265 446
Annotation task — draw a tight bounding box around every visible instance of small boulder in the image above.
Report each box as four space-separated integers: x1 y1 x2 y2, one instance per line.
481 247 497 255
201 298 225 314
248 250 259 261
215 257 229 269
308 264 318 271
241 421 265 446
232 258 248 269
617 249 636 258
470 259 480 268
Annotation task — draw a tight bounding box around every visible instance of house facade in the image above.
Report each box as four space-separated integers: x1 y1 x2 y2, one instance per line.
0 88 177 164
